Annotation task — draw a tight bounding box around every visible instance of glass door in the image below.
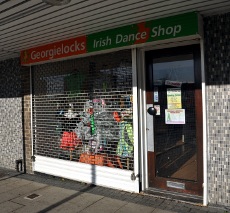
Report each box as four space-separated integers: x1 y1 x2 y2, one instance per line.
146 45 203 195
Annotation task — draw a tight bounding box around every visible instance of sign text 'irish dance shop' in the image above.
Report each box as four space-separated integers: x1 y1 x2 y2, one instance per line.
21 12 199 65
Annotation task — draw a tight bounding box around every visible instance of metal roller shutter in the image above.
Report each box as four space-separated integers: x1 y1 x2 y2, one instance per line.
32 49 139 192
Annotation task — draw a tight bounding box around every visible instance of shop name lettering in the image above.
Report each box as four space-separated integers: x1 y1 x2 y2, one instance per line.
27 25 181 61
93 25 182 48
31 41 85 60
21 12 198 64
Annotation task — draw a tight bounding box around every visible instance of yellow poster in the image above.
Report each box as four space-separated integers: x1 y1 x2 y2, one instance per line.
167 89 182 109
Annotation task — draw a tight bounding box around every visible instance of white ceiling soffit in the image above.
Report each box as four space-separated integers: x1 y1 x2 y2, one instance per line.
0 0 230 62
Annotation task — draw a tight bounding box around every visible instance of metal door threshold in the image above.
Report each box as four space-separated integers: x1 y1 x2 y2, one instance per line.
144 187 203 204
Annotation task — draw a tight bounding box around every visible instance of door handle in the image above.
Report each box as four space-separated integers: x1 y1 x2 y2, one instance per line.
147 107 157 116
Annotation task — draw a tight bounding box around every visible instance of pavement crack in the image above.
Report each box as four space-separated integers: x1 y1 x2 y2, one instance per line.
78 196 105 213
114 202 129 213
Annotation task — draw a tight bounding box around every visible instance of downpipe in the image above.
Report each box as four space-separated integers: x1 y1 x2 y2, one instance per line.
15 159 23 172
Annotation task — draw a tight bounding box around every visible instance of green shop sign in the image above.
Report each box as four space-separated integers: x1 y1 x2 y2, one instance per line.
87 12 199 52
21 12 200 65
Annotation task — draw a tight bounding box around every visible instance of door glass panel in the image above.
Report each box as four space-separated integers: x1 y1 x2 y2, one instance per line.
153 54 197 182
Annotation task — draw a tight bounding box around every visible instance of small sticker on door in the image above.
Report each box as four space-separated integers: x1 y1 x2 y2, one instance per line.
154 105 160 115
154 87 159 102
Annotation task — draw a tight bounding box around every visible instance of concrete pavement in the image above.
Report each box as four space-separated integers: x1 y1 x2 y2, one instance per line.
0 167 228 213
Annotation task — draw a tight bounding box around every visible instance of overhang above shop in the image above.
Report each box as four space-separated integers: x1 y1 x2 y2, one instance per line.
0 0 230 62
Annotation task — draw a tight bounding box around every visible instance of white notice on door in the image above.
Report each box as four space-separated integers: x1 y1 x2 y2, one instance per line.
165 109 185 124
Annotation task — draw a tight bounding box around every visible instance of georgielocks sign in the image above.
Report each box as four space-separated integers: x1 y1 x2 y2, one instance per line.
21 12 199 65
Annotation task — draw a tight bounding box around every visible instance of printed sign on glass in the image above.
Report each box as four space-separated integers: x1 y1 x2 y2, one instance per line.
167 88 182 109
154 87 159 102
165 109 185 124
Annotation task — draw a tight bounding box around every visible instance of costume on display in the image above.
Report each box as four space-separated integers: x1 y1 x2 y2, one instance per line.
59 103 82 160
116 121 134 157
56 95 133 168
113 97 134 169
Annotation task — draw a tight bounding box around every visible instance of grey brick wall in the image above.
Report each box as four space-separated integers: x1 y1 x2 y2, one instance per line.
0 58 23 170
204 12 230 206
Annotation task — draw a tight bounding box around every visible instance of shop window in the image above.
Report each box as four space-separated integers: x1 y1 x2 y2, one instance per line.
32 50 134 170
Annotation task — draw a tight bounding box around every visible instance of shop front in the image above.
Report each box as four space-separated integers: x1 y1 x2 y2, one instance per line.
21 11 205 200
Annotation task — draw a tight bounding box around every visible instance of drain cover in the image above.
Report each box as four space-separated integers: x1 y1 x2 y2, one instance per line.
25 193 41 200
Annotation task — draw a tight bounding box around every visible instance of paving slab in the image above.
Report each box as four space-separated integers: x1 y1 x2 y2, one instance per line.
0 177 21 186
46 202 84 213
12 187 76 213
0 178 33 194
152 209 178 213
116 202 155 213
47 192 105 213
0 201 24 213
0 176 25 186
13 187 104 213
0 181 48 204
12 185 75 205
80 197 127 213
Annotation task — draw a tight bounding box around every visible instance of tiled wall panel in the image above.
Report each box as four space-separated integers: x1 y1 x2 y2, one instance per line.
0 58 23 170
204 12 230 206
